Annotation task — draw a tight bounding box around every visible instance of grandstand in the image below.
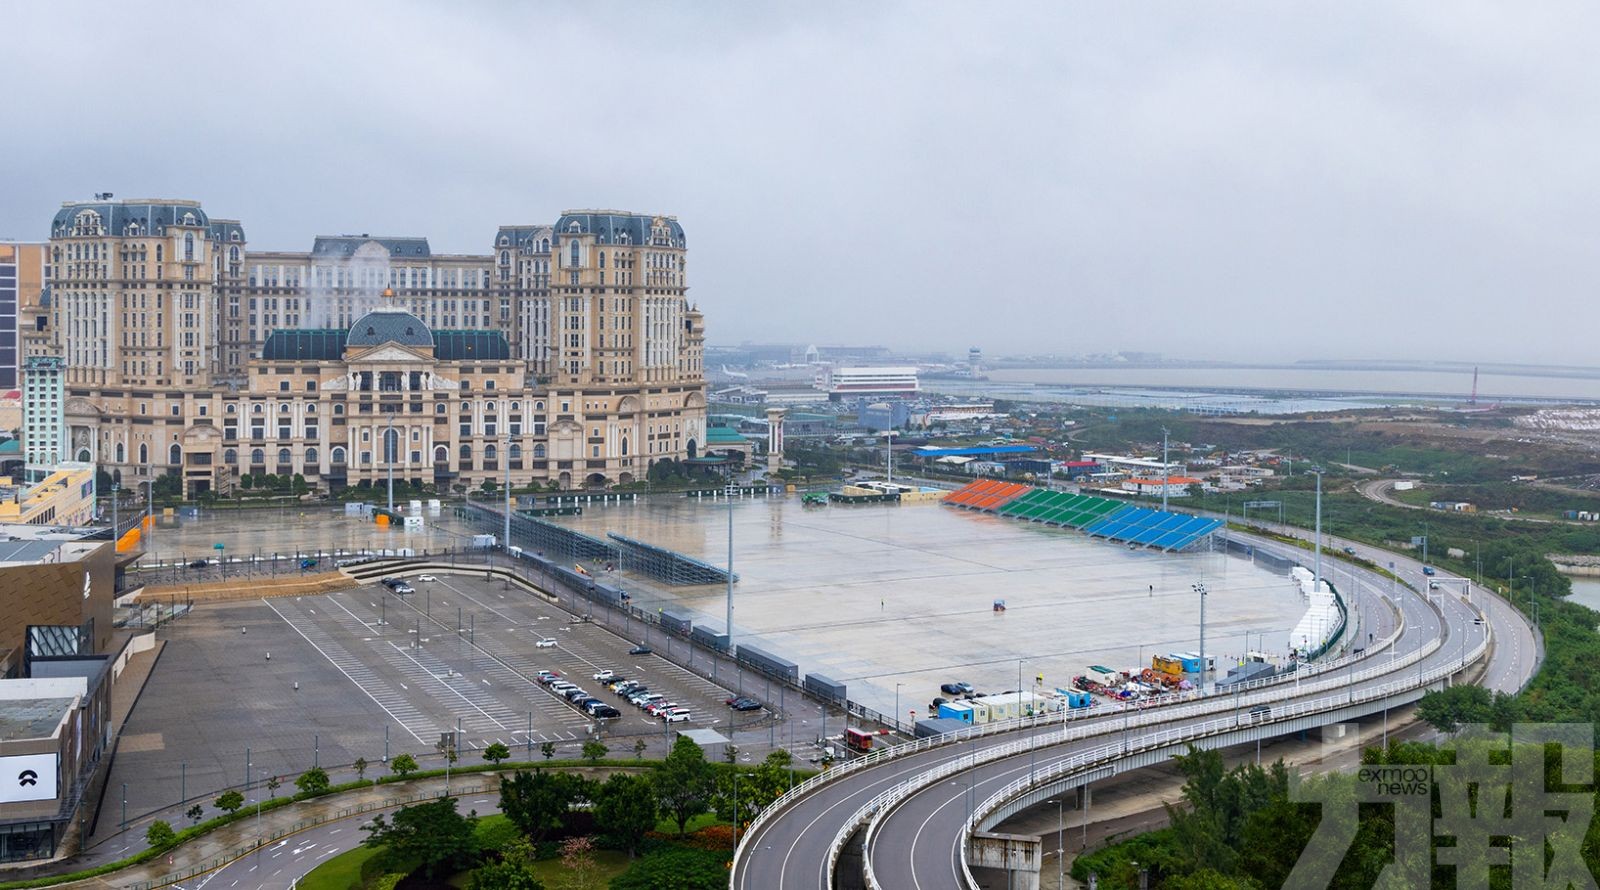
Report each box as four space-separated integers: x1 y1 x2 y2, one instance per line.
943 480 1223 552
941 479 1031 512
607 532 737 586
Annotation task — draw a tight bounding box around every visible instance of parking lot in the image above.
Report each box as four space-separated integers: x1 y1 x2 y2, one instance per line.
96 571 762 843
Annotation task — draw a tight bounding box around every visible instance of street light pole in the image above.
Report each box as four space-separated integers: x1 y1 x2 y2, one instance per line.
1160 427 1171 513
503 431 512 554
725 480 736 650
1312 468 1323 594
386 408 395 516
1193 582 1208 683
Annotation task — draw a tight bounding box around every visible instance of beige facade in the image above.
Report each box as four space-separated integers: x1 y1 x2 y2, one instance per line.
44 200 708 496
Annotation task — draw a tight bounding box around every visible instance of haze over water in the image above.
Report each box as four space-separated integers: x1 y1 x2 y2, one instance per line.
986 367 1600 402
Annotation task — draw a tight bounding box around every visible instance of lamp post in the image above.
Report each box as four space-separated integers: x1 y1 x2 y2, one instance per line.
1160 427 1171 512
725 480 736 650
385 407 396 516
1311 467 1324 594
894 683 902 734
1192 582 1208 683
1048 798 1063 890
503 431 512 558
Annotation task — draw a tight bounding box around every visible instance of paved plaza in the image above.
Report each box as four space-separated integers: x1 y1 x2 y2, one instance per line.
545 496 1308 721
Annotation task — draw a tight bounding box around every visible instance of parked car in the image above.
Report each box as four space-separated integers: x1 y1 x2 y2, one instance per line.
646 700 679 716
550 681 577 693
535 637 558 648
726 697 762 712
1428 580 1441 590
564 688 590 702
593 669 615 682
417 574 438 582
661 708 692 723
392 583 415 595
607 678 634 692
633 692 664 708
591 705 622 719
188 559 209 568
628 644 653 656
613 681 642 695
940 682 973 696
1342 547 1356 556
380 577 399 588
930 696 948 711
536 670 561 684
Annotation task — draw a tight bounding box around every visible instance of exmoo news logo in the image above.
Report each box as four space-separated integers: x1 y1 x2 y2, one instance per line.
1289 724 1597 888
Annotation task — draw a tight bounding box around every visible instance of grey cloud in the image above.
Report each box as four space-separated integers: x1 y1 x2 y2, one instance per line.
4 1 1599 364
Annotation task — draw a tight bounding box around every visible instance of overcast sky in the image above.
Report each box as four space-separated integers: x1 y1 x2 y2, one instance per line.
5 2 1598 365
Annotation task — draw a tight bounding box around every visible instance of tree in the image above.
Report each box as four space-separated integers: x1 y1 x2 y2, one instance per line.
654 736 713 835
353 757 368 781
540 741 556 761
468 860 546 890
723 744 738 765
483 742 512 766
145 820 176 850
593 773 658 857
559 837 601 890
609 847 732 890
363 797 477 878
1417 684 1493 734
582 740 608 765
266 775 281 798
498 768 586 844
185 804 204 825
390 753 419 778
633 738 648 760
295 766 331 797
214 789 244 815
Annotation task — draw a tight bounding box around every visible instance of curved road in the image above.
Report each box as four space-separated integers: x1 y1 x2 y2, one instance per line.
869 536 1525 890
732 529 1538 890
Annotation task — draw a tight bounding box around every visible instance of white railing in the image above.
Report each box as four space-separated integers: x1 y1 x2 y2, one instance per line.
730 531 1443 888
954 629 1491 889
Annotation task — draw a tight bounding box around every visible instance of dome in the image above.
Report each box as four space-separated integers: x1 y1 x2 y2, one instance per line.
346 307 433 349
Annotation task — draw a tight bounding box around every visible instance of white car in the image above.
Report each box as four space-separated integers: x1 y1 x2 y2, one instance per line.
662 708 692 723
417 574 437 582
592 669 615 681
535 637 558 648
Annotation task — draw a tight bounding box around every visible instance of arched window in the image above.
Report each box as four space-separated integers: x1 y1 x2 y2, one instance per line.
534 444 546 459
305 447 318 465
333 404 345 415
569 240 579 267
183 232 195 262
115 442 125 462
621 437 629 456
435 403 446 414
252 403 263 414
460 402 471 414
229 246 240 262
331 446 346 464
226 404 236 414
434 445 448 462
459 444 472 461
534 401 545 411
383 429 399 463
277 448 291 465
486 401 496 412
485 444 497 460
305 404 316 414
510 444 522 459
138 443 148 464
510 402 520 412
279 404 290 414
599 251 606 269
169 443 182 465
251 448 265 465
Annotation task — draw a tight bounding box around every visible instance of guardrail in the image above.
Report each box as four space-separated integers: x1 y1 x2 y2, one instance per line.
841 628 1449 888
952 619 1491 888
732 579 1422 887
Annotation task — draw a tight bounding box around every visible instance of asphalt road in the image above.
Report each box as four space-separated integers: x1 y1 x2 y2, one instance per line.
732 529 1538 890
179 791 504 890
869 541 1497 890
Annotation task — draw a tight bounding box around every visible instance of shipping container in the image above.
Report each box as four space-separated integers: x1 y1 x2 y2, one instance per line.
1152 655 1185 676
735 643 799 683
660 609 693 636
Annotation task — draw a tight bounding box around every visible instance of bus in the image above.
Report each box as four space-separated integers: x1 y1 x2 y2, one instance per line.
844 727 876 753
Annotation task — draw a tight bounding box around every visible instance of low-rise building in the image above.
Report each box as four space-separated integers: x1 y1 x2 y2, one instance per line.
1122 476 1204 498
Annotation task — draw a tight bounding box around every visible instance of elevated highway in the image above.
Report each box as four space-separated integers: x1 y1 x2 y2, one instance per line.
730 529 1539 890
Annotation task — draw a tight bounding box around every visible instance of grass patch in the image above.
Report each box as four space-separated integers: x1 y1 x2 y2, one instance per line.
526 849 632 884
296 845 382 890
652 811 721 835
